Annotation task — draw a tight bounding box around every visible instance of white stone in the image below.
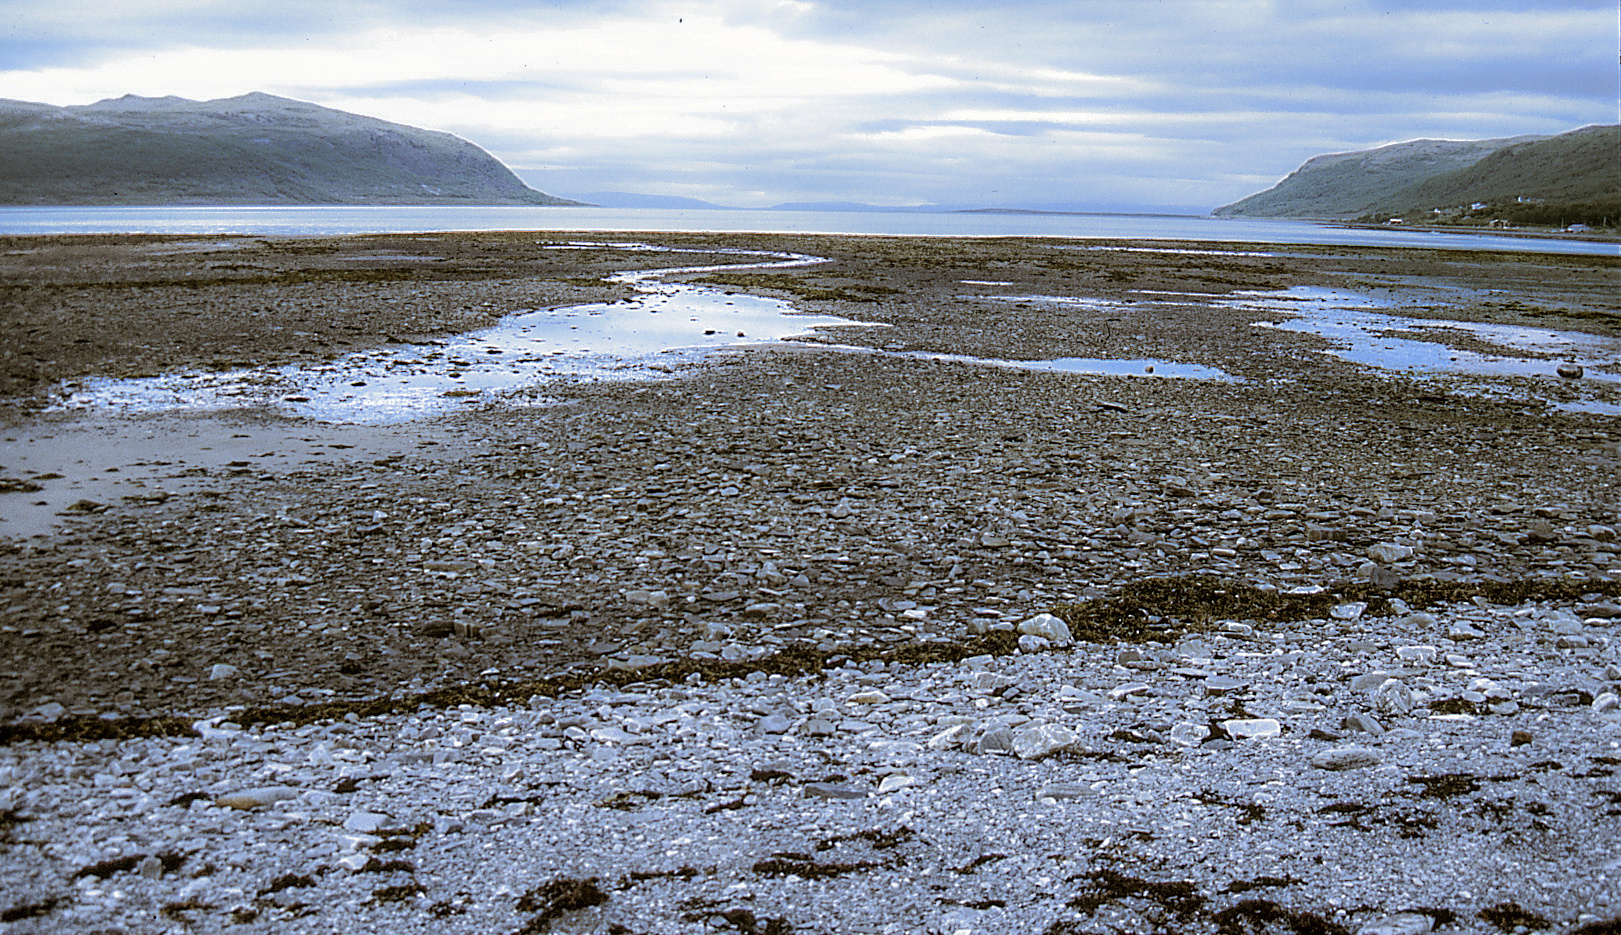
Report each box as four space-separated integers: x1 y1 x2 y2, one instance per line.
847 690 891 705
755 713 792 734
1373 678 1416 716
1017 613 1074 646
1396 645 1437 664
968 726 1016 755
1330 602 1367 621
1351 672 1392 691
1368 543 1413 563
1175 638 1212 659
1223 718 1282 739
1357 912 1433 935
590 726 643 744
343 811 390 833
1311 747 1381 770
877 774 915 794
30 702 65 721
868 741 922 764
207 664 239 681
1169 722 1210 746
1107 683 1151 701
1034 782 1091 800
928 724 972 751
1012 723 1077 759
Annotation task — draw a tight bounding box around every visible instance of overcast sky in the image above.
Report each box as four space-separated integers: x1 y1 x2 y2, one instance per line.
3 0 1614 210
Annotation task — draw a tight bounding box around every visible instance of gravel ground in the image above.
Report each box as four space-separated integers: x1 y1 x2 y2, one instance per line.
1 231 1618 934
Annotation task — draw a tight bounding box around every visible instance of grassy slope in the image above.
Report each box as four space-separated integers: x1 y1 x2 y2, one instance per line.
1376 125 1621 214
1209 124 1621 220
1210 136 1538 218
0 93 577 206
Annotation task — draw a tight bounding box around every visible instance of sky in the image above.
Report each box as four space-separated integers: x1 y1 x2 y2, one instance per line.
3 0 1615 211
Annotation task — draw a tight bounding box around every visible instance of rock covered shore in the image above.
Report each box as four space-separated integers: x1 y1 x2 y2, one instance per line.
0 231 1618 933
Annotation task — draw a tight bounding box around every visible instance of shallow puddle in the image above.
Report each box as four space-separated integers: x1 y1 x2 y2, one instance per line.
797 342 1236 381
50 245 870 424
1229 286 1621 411
956 294 1238 379
902 350 1234 380
1232 286 1621 379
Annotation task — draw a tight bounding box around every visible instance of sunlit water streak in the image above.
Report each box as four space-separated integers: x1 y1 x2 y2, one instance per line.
1227 286 1621 413
51 245 868 423
1 205 1614 255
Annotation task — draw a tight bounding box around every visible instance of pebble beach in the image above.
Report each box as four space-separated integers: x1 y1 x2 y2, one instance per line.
1 230 1618 934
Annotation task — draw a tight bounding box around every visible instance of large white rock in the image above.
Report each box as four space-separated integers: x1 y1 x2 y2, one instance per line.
1367 542 1413 563
1395 645 1437 664
343 811 390 833
927 723 972 751
1223 718 1282 739
877 774 915 794
1169 722 1210 746
1373 678 1416 716
1012 723 1076 759
1017 613 1074 646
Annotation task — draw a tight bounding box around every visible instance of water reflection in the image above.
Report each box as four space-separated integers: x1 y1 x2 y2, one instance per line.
1231 286 1620 382
1228 286 1621 412
52 245 869 423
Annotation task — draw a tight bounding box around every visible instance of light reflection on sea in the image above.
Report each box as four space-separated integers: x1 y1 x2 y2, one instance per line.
1 205 1615 256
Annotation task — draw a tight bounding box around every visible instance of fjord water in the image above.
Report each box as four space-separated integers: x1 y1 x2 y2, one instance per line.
0 205 1614 255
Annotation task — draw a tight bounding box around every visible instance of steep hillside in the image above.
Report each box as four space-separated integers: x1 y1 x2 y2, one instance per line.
1377 124 1620 215
1213 134 1544 218
0 93 580 206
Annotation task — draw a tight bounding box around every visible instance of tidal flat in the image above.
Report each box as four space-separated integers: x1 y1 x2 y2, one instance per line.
0 232 1618 934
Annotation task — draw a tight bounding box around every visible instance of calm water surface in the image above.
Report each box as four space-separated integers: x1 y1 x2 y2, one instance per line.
1 205 1614 256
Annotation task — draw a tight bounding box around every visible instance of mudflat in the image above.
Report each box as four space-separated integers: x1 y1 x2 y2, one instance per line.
1 231 1619 934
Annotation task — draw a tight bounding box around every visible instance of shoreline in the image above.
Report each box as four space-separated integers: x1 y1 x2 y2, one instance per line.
0 231 1618 933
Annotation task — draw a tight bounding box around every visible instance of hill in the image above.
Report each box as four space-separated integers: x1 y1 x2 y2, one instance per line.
560 191 734 209
0 92 580 206
1373 125 1620 220
1212 134 1544 218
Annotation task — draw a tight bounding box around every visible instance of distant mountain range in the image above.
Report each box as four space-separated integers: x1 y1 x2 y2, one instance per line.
560 191 734 210
0 92 580 206
556 192 1208 215
1215 125 1620 220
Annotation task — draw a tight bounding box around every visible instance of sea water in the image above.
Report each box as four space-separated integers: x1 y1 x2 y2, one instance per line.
1 205 1614 256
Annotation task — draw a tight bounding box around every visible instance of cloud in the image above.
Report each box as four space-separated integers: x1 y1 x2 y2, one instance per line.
1 0 1613 209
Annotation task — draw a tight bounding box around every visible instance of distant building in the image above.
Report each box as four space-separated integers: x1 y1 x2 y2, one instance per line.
1471 202 1488 210
1386 218 1405 225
